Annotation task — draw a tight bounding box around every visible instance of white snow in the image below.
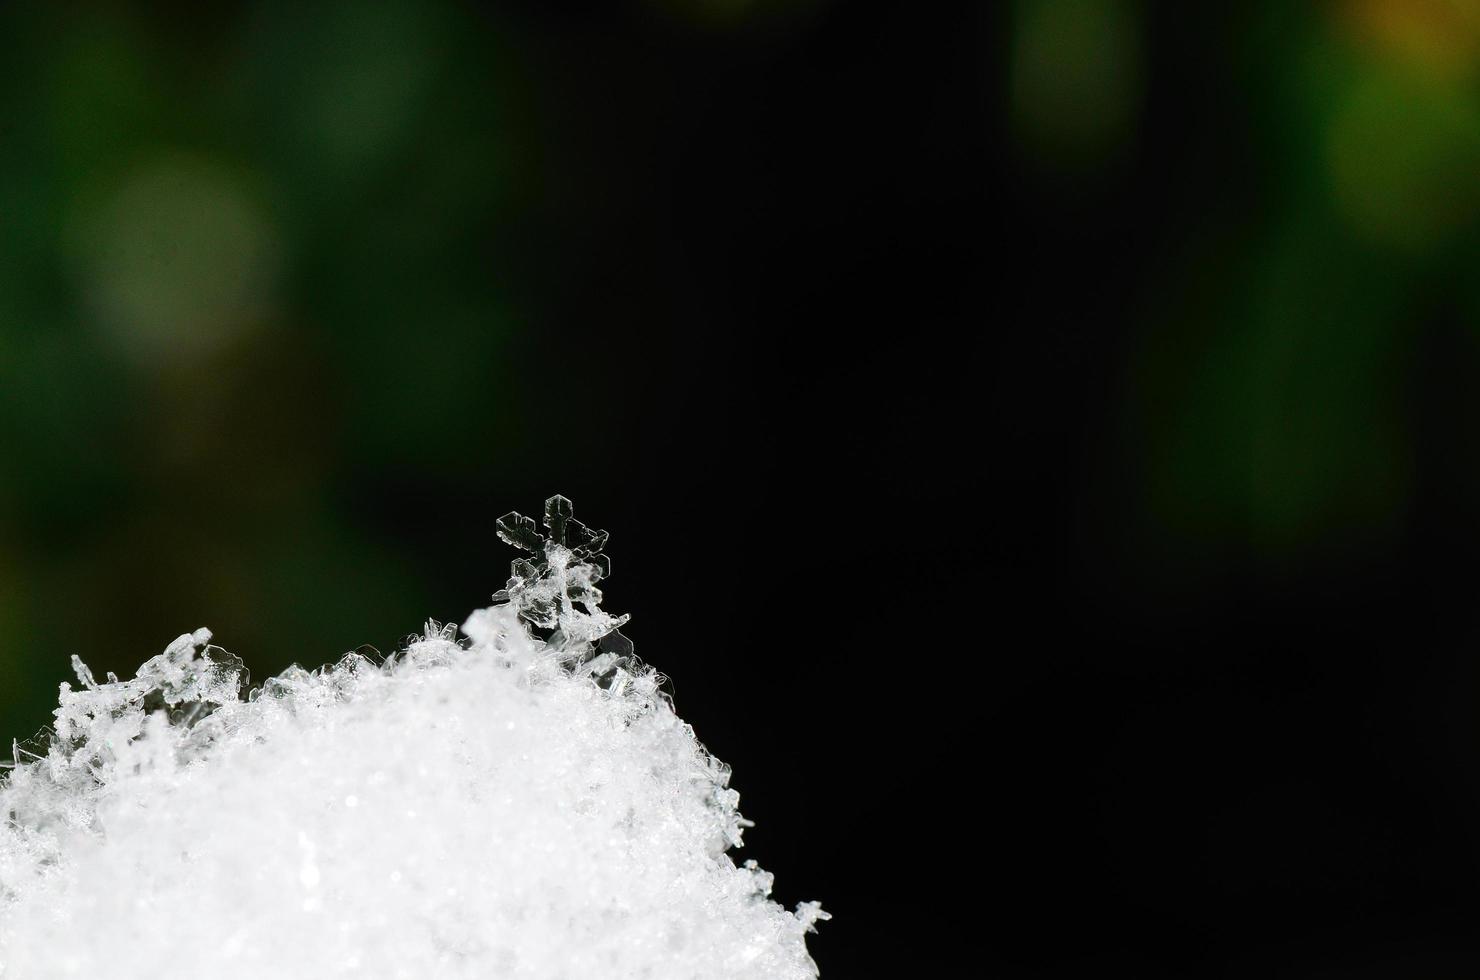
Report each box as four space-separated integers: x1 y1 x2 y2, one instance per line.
0 502 823 978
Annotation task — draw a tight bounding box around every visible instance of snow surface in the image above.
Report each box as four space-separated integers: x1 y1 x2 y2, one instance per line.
0 502 823 978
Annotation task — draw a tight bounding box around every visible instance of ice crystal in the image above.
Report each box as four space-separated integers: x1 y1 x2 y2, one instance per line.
0 497 823 979
494 494 632 654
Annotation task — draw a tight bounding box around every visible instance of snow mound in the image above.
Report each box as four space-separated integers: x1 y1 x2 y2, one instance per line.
0 498 823 978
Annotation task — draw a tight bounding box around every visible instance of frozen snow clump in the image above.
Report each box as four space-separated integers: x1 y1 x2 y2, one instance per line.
0 496 824 978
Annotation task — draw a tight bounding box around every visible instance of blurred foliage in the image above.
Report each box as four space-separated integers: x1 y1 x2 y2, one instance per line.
1110 0 1480 570
1010 0 1143 172
0 0 1476 745
0 1 532 737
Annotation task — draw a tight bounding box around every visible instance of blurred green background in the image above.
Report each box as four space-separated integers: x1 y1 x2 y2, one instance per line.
1 1 1480 972
6 0 1474 722
0 1 538 737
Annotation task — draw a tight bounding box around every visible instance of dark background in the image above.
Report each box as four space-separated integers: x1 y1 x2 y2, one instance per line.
3 1 1480 975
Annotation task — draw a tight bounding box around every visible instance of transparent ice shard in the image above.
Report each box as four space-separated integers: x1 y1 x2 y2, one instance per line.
491 495 632 664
